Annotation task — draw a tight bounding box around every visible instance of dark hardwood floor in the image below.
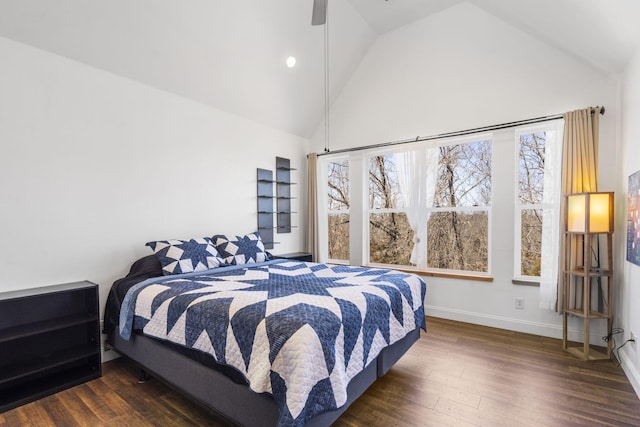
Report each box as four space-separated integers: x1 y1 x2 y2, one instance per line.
2 317 639 426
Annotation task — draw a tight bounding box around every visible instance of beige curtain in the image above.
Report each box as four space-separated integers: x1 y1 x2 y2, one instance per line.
559 106 602 311
306 153 319 261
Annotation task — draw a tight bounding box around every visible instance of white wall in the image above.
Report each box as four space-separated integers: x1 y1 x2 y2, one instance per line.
0 36 308 315
311 2 619 340
618 46 640 397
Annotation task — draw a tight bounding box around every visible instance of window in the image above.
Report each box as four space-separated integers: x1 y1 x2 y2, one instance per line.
364 138 492 274
517 131 545 276
514 123 562 280
428 140 492 272
327 159 350 261
368 154 413 265
317 119 561 280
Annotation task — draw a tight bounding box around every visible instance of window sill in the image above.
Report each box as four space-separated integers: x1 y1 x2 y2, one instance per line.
512 278 540 286
366 265 493 282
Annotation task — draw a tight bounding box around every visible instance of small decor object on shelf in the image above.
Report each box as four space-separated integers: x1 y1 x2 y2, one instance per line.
627 170 640 267
562 192 614 361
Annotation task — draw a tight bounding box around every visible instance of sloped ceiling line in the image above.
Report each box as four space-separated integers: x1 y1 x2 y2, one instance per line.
0 0 637 138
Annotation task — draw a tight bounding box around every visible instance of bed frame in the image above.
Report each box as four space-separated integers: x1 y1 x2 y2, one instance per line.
107 327 420 426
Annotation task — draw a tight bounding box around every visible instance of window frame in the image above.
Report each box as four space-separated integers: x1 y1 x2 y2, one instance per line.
324 156 351 264
364 148 411 267
512 121 563 283
363 135 493 277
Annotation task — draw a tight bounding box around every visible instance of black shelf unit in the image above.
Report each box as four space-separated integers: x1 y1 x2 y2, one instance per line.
276 157 295 234
257 157 296 249
257 168 276 249
0 281 101 412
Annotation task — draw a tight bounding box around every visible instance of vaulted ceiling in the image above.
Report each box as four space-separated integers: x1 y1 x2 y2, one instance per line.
0 0 638 138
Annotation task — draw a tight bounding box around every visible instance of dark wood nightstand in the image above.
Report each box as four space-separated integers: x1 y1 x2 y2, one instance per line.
271 252 313 262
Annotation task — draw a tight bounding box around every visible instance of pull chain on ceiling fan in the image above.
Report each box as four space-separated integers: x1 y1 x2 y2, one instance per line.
312 0 330 152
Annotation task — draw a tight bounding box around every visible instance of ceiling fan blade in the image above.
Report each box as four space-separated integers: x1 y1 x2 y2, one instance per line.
312 0 327 25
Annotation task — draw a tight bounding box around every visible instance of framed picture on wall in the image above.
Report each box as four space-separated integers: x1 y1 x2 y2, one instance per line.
628 169 640 266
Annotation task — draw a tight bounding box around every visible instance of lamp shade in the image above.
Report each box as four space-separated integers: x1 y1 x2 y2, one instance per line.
566 192 614 233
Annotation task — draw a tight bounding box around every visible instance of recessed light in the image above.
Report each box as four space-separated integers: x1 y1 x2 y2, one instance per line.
286 56 296 68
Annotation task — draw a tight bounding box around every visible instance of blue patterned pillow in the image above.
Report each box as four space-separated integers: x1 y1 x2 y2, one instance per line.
146 237 224 275
212 232 269 265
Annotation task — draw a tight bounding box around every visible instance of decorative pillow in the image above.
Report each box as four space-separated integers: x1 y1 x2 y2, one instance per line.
145 237 224 275
212 232 269 265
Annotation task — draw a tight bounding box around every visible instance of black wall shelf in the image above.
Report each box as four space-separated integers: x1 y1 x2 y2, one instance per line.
257 157 296 250
276 157 294 234
257 168 275 249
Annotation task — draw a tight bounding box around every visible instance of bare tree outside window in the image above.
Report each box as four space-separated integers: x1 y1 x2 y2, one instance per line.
518 132 546 276
328 160 350 260
428 141 492 272
321 125 559 277
365 141 491 272
368 155 413 265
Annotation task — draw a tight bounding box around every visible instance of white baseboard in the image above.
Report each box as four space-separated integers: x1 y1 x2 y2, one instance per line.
102 348 120 363
100 319 120 363
619 348 640 399
425 305 606 344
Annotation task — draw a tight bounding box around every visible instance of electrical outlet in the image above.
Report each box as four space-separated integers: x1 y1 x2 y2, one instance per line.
515 297 525 309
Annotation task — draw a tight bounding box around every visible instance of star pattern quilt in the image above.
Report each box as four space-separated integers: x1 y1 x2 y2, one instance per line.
119 260 426 426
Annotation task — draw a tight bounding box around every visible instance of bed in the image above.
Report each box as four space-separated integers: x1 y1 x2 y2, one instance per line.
103 238 426 427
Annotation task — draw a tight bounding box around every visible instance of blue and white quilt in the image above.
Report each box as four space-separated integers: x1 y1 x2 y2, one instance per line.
119 260 426 426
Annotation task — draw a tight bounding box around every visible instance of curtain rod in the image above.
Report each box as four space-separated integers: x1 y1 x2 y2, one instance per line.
316 106 604 157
